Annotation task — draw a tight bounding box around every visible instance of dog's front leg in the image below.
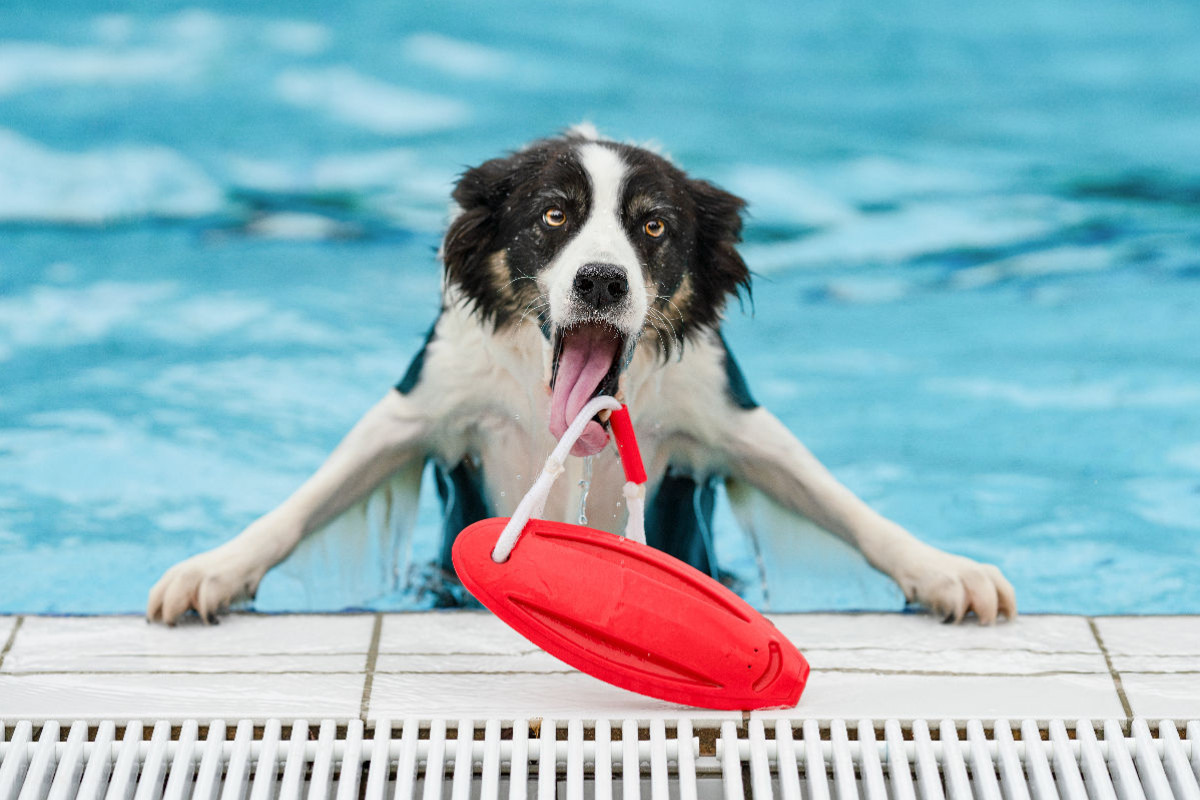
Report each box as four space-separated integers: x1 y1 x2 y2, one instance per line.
723 407 1016 623
147 389 429 624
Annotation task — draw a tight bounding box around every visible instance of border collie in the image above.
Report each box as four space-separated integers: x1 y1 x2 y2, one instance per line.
148 127 1016 625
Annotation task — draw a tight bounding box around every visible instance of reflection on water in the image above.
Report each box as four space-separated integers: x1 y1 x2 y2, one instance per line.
1 0 1198 613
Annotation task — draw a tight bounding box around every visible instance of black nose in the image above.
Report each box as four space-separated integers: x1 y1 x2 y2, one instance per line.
573 263 629 309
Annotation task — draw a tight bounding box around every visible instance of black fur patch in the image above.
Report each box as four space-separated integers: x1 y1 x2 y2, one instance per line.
394 316 439 395
605 142 752 356
434 459 493 574
443 136 591 328
645 469 720 577
717 330 759 410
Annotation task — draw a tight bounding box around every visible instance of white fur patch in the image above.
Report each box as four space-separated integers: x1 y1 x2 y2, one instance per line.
567 121 600 140
541 142 648 336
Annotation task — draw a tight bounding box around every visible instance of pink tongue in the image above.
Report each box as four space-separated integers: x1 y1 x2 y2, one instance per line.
550 325 620 457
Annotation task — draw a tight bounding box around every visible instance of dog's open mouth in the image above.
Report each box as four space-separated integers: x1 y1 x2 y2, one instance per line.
549 322 626 457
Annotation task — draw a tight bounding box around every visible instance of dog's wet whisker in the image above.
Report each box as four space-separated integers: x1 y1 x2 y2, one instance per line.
652 294 686 323
644 306 681 357
516 298 552 328
502 274 540 292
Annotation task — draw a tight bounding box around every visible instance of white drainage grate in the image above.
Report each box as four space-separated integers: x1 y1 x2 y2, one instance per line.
2 718 1198 800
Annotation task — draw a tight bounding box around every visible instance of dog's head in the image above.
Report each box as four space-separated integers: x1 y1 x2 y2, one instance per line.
442 128 750 454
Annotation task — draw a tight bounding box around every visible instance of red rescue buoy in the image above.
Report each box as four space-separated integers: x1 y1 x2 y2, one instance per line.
451 395 809 710
452 516 809 709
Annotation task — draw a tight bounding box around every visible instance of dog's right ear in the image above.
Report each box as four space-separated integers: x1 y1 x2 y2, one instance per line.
442 156 517 301
450 155 520 214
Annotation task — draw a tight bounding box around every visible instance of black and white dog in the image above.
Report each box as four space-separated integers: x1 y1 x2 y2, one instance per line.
148 127 1016 625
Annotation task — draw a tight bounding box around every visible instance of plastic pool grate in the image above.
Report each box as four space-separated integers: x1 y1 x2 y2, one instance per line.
1 718 1199 800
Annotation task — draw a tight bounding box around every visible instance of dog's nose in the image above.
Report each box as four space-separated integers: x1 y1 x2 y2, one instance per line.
573 263 629 309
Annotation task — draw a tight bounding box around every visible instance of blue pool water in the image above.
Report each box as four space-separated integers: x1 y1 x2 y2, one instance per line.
2 1 1199 614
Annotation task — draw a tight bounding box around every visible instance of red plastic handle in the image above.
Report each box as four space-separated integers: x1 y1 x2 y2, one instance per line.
609 405 646 484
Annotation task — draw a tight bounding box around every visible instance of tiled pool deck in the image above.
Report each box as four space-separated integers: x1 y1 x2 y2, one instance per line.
0 613 1196 725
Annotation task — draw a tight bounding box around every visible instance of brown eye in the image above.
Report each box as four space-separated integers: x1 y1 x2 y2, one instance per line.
543 207 566 227
644 219 665 238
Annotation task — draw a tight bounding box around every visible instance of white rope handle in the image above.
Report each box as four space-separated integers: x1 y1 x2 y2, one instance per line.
491 395 646 562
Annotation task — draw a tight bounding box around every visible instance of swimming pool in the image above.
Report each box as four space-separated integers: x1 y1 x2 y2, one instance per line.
2 0 1199 614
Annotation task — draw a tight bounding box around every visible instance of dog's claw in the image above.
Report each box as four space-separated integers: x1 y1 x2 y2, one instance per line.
902 550 1016 625
146 546 260 626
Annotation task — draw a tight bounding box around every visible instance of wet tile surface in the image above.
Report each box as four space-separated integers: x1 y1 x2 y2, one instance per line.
0 672 364 722
774 614 1100 655
0 612 1195 723
753 672 1125 722
366 672 739 723
377 612 533 655
2 614 374 673
1093 616 1200 672
779 614 1108 676
374 650 568 674
1092 617 1200 719
1118 673 1200 720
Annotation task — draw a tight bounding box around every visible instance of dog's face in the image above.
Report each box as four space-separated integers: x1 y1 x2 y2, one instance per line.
442 131 750 454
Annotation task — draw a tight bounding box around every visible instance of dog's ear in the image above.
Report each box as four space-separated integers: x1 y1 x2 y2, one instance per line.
442 155 520 313
450 155 519 214
687 178 752 307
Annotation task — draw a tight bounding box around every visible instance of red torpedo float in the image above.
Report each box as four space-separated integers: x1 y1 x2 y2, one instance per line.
452 517 808 709
451 400 809 711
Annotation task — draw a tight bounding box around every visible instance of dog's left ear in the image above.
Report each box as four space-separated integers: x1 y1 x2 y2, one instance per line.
687 178 752 306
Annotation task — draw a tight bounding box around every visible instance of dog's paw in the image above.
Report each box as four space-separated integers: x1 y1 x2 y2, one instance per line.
898 550 1017 624
146 547 263 625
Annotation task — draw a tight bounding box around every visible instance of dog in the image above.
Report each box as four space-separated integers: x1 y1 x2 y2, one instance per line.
147 127 1016 625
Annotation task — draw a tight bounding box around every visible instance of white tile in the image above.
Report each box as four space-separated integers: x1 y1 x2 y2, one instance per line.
1120 673 1200 720
3 614 374 673
0 672 364 723
770 613 1100 654
366 673 740 723
375 651 570 674
751 671 1125 723
378 612 534 655
1110 655 1200 673
805 647 1106 676
770 614 1106 676
1094 617 1200 658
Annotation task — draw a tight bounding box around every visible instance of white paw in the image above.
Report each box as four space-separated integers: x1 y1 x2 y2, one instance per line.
899 550 1017 624
146 546 264 625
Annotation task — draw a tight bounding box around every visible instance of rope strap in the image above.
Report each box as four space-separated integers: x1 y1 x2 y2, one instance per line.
491 395 647 562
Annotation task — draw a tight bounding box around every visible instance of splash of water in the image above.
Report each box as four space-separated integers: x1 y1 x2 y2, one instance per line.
578 455 593 525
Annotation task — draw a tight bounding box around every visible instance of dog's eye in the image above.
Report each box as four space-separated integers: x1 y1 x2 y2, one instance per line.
543 208 566 227
644 219 666 238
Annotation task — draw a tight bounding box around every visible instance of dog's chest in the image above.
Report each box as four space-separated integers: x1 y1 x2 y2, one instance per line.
416 313 638 534
417 307 731 535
